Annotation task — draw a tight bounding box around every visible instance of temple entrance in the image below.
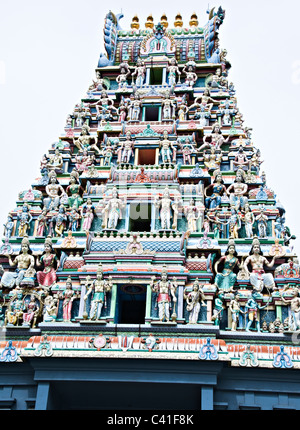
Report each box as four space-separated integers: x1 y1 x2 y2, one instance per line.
115 285 147 324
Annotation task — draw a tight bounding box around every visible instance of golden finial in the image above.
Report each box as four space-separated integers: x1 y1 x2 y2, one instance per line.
174 13 183 28
160 13 168 28
145 14 154 29
189 12 198 27
131 15 140 30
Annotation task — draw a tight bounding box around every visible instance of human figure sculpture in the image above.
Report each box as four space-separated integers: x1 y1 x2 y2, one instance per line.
184 199 202 232
117 131 135 164
228 206 242 239
36 237 58 289
4 289 25 327
204 171 227 210
245 291 270 332
75 150 95 173
66 176 83 209
211 292 225 326
128 93 142 121
178 138 197 165
243 203 255 239
22 294 40 328
217 101 237 126
167 57 181 86
194 88 219 111
203 147 222 172
47 149 64 174
229 293 245 331
73 122 100 154
150 266 177 322
84 264 113 320
91 90 116 127
214 241 239 292
232 146 250 171
102 187 126 230
155 186 178 230
131 59 146 87
81 198 95 232
42 294 58 322
68 207 81 232
183 279 206 324
199 122 230 151
188 102 211 126
226 169 248 211
280 286 300 331
44 172 65 210
52 205 68 237
161 92 176 120
17 204 33 237
88 70 107 92
59 277 76 322
255 206 268 238
1 236 35 289
159 130 177 164
3 215 14 239
243 237 277 292
182 60 198 88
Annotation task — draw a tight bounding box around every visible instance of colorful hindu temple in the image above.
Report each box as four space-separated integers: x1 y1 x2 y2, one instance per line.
0 7 300 411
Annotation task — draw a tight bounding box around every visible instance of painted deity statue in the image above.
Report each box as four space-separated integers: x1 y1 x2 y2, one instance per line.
84 264 113 321
36 237 58 289
59 277 77 322
226 169 248 211
131 59 146 87
204 171 227 210
229 293 245 331
4 289 25 327
17 204 33 237
44 171 65 210
3 214 14 239
91 90 116 127
73 122 100 154
117 131 135 164
116 58 131 89
243 203 255 239
81 198 95 233
214 241 239 292
199 122 230 152
182 60 197 88
245 291 270 332
1 236 35 289
128 93 142 121
194 88 219 112
155 186 179 230
66 176 83 209
102 187 126 230
167 57 181 86
203 147 222 172
183 279 206 324
150 266 178 322
22 294 40 328
232 146 250 171
243 238 277 292
280 286 300 332
161 92 176 120
47 149 64 173
159 130 177 164
178 137 198 165
184 199 202 233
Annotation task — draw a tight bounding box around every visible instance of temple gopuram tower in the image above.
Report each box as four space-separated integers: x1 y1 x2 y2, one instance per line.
1 7 300 411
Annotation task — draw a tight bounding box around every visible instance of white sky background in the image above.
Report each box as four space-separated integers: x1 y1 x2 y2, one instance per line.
0 0 300 256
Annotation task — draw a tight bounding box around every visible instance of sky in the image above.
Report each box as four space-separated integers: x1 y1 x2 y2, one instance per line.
0 0 300 255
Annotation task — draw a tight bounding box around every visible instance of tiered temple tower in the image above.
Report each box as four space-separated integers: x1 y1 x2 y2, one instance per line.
1 8 300 410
